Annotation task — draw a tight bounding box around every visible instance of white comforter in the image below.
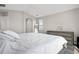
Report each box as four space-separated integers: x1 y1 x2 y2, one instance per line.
0 33 67 54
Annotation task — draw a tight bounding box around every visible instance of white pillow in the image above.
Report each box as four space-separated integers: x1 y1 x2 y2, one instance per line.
2 30 20 39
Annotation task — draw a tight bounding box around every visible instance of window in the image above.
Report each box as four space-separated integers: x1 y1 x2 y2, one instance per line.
36 18 44 33
38 19 44 31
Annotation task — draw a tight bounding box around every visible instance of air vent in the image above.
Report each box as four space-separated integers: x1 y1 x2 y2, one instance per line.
0 4 6 7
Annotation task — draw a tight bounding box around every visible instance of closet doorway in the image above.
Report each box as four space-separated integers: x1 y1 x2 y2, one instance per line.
26 18 33 33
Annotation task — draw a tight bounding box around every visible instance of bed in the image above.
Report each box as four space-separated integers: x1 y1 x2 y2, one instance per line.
0 30 67 54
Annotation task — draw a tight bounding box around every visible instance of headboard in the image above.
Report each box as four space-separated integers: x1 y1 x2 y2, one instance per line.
47 31 74 45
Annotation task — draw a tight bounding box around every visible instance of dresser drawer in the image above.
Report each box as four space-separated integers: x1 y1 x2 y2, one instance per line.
67 40 73 45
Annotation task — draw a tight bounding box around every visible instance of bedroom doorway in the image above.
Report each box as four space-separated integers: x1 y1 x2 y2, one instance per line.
26 18 33 33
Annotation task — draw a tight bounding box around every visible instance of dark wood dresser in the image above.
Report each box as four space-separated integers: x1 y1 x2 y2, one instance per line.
47 31 74 45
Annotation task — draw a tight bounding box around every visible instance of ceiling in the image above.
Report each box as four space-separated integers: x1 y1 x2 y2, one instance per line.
0 4 79 17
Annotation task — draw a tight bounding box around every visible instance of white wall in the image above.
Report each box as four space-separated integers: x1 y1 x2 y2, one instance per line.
7 11 24 33
43 8 79 43
0 16 8 30
0 10 36 33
